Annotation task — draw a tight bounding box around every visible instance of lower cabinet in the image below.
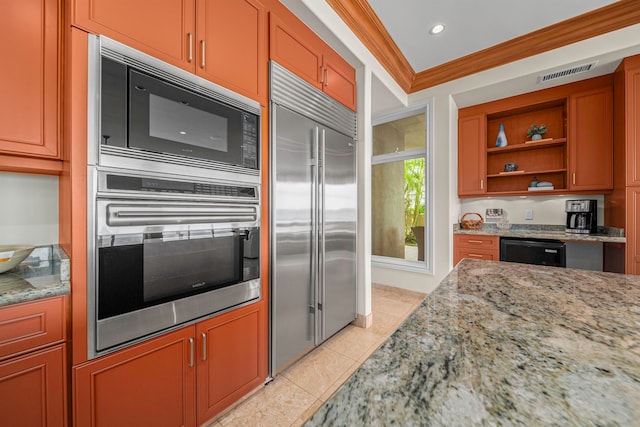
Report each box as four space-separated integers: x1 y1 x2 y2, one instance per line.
453 234 500 265
626 187 640 275
74 301 266 427
0 344 67 427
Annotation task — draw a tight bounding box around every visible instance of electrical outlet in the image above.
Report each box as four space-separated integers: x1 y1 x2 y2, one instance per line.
524 209 534 220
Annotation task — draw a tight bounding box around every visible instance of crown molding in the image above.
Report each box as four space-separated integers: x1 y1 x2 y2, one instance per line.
327 0 640 94
326 0 415 92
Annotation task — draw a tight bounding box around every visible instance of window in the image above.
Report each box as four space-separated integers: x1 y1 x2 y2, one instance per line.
371 105 432 272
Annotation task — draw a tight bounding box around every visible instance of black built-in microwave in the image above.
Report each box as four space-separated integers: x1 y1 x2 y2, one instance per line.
100 56 259 170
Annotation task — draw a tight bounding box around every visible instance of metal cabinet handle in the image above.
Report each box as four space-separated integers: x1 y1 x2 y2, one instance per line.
201 332 207 361
468 253 484 258
319 66 324 85
572 172 576 185
467 240 484 244
200 40 206 69
188 337 194 368
187 33 193 63
324 68 328 87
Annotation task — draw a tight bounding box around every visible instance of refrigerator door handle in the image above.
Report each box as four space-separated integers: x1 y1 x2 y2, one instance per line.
310 126 320 341
318 128 326 341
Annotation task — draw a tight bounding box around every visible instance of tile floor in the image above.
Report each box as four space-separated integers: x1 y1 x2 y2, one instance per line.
207 284 427 427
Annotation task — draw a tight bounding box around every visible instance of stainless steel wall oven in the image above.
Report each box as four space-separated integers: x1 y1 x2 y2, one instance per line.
87 35 262 359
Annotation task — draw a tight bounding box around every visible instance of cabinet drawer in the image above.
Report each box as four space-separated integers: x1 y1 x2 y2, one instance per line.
0 296 66 361
454 234 498 249
454 248 499 265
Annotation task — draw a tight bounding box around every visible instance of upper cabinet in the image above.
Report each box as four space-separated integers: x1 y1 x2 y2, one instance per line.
73 0 268 104
0 0 62 170
269 9 356 110
196 0 267 103
458 75 613 197
568 86 613 191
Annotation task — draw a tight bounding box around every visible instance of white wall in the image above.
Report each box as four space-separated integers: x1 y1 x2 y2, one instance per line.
459 195 605 226
0 173 59 246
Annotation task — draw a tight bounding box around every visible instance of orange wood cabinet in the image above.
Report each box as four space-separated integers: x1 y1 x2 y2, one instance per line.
196 0 267 104
568 86 613 191
0 344 67 427
0 296 67 361
0 0 62 172
458 75 613 197
625 187 640 275
74 301 266 427
196 301 266 424
0 296 68 427
453 234 499 265
458 114 486 196
269 9 356 110
72 0 268 104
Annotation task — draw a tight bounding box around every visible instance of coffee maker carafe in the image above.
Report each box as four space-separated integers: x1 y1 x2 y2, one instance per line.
565 200 597 234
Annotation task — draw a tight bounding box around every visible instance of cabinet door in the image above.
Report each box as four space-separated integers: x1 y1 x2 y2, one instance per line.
196 0 267 104
74 327 196 427
196 302 266 423
458 114 487 196
626 187 640 275
624 64 640 186
269 11 323 90
453 248 499 266
0 0 60 159
569 86 613 191
73 0 196 72
0 344 66 427
322 48 356 111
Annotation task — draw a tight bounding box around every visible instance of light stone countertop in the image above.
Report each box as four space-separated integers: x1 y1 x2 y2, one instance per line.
454 224 626 243
305 259 640 426
0 245 70 307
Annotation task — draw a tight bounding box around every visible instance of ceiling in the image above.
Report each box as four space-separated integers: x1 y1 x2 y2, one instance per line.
366 0 618 72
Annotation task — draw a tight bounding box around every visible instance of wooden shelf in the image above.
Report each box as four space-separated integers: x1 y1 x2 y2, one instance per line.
487 168 566 178
486 138 566 154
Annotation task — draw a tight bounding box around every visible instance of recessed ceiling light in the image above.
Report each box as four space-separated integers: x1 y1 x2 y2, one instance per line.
429 24 445 35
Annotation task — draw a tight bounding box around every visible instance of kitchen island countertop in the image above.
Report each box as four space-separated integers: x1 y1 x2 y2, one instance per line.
304 259 640 426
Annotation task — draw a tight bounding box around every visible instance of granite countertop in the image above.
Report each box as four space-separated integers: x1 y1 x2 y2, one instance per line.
0 245 70 307
454 223 626 243
305 259 640 426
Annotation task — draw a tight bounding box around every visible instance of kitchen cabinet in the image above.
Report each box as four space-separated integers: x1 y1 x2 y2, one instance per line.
453 234 499 265
196 302 265 424
269 9 356 110
458 75 613 197
74 301 266 427
458 114 486 196
74 327 197 427
568 86 613 191
0 0 62 173
0 296 68 427
604 54 640 275
73 0 268 104
0 345 67 427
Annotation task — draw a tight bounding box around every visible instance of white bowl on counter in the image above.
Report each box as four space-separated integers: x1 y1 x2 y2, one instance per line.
0 245 35 274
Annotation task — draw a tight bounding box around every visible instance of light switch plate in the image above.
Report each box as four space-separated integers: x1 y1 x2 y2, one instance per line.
524 209 534 220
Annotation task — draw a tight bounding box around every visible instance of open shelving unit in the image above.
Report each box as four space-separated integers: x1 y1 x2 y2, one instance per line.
485 99 568 194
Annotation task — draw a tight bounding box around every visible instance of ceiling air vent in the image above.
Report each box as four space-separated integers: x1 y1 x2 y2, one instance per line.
537 61 598 84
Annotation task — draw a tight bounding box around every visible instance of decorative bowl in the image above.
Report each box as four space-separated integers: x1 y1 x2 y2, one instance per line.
0 245 35 274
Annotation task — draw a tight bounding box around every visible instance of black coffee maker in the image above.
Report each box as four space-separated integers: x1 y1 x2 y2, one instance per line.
565 200 597 234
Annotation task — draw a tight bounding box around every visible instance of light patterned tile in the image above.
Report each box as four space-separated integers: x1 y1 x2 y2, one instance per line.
368 310 403 338
372 294 415 317
282 346 356 399
289 399 323 427
217 376 316 427
323 324 384 361
372 283 427 305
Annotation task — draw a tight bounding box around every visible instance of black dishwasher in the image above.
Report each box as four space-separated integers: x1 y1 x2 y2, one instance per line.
500 237 566 267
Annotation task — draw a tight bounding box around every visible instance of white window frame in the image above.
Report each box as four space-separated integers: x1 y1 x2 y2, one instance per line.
371 101 433 274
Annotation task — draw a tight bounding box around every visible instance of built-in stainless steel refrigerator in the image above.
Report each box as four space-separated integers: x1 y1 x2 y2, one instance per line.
270 62 357 374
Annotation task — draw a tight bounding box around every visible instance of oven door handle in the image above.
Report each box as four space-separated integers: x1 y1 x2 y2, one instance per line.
107 204 258 226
